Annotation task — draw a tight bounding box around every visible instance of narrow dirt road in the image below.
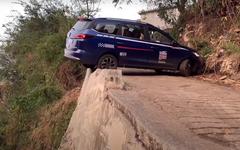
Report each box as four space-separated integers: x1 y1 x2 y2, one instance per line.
121 69 240 149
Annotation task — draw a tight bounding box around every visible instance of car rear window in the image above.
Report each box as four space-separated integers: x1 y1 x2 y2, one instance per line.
120 24 145 40
72 20 92 31
94 23 119 35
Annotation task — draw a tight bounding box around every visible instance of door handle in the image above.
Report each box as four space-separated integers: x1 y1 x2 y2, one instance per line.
150 46 155 49
117 42 124 45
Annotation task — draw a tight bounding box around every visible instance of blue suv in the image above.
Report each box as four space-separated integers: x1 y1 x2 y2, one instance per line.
64 17 204 76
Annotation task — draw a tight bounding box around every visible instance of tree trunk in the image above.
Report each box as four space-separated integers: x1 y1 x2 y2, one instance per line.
86 0 90 18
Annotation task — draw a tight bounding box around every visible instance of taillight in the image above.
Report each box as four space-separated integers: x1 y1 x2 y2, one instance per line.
73 34 94 39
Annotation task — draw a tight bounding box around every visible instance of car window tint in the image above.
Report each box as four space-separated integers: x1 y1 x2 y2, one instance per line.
148 28 172 44
95 23 119 35
73 20 92 31
120 24 144 40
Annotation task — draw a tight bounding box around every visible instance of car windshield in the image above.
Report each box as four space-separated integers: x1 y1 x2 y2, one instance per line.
163 32 178 44
159 28 180 45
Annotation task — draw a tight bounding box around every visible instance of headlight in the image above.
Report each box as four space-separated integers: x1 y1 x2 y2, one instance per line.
193 52 200 57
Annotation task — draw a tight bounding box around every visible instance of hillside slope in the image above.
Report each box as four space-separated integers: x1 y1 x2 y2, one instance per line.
181 16 240 85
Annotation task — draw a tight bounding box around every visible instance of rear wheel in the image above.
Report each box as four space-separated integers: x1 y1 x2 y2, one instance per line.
97 54 118 69
179 59 192 77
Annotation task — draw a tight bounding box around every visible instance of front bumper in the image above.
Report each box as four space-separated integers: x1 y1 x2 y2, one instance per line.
194 56 206 74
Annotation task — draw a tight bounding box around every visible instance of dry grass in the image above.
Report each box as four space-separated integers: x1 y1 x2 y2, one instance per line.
29 87 81 150
182 16 240 80
56 60 85 90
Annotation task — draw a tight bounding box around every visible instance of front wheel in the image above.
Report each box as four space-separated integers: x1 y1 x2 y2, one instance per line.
97 54 118 69
155 69 163 74
179 59 192 77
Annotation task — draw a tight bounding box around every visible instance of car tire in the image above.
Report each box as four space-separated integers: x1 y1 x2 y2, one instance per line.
196 62 205 75
155 69 163 74
179 59 192 77
97 54 118 69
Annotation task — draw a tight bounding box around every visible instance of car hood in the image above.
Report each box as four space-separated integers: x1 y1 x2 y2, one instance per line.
178 44 197 52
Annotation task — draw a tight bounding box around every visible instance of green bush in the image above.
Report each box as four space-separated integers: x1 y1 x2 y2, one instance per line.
223 41 240 54
36 33 65 65
0 0 83 149
191 38 213 58
12 85 62 112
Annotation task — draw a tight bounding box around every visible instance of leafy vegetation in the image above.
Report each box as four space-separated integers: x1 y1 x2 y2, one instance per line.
190 38 213 58
71 0 101 18
0 0 88 149
223 41 240 54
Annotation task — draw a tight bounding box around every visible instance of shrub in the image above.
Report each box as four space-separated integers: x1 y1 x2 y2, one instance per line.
223 41 240 54
0 0 84 150
36 33 65 65
12 85 62 112
190 38 213 58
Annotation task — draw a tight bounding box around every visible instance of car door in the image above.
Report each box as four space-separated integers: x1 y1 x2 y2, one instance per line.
115 23 155 68
88 21 119 63
146 26 185 69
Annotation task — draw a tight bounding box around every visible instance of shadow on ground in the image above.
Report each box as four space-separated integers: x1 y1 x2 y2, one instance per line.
121 68 180 77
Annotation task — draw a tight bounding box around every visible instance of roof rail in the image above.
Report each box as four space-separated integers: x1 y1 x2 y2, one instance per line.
77 16 93 21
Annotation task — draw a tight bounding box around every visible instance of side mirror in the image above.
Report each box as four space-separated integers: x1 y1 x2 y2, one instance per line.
171 41 179 46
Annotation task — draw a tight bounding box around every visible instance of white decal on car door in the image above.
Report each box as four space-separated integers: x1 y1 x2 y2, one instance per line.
158 51 167 63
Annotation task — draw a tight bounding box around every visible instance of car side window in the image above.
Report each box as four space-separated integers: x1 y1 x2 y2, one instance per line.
94 23 119 35
120 24 145 40
148 28 172 44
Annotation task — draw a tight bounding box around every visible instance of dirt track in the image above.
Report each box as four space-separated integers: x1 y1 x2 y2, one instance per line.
121 68 240 149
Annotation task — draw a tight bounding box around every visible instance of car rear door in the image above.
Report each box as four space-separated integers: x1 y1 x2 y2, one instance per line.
115 23 155 68
91 21 119 59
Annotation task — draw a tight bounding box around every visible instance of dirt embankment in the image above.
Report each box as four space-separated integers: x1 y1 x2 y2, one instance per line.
181 17 240 86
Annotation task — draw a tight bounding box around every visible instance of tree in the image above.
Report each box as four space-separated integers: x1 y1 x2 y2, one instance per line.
113 0 191 22
71 0 101 18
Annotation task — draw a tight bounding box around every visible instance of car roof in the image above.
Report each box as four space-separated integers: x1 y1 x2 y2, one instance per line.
93 17 148 25
91 17 174 39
